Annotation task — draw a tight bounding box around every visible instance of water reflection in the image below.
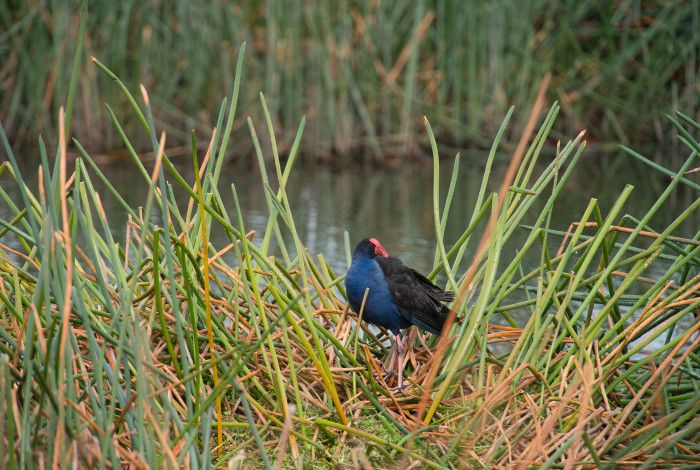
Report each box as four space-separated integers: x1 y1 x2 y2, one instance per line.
1 152 696 275
1 153 697 345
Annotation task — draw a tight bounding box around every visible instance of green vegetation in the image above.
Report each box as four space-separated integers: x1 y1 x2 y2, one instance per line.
0 42 698 468
2 1 698 161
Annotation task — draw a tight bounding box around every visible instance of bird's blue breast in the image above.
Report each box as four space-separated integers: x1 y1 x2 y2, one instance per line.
344 257 409 334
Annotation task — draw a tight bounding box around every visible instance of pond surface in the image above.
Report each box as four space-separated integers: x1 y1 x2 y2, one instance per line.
3 149 697 271
1 149 697 350
185 151 693 273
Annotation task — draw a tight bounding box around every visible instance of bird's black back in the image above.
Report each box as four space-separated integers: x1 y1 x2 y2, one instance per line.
375 256 454 334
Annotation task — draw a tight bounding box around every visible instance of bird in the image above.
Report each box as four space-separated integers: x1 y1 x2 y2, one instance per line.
344 237 454 391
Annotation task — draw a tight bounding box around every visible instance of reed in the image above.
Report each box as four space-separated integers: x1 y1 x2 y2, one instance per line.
0 43 699 468
2 1 698 162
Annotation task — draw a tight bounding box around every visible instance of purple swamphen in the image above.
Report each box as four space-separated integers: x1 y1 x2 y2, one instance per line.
344 237 454 391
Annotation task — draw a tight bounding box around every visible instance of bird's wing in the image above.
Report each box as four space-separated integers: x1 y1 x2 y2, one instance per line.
407 268 455 303
375 256 453 334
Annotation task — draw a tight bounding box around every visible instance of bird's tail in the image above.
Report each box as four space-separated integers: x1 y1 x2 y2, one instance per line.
439 293 464 324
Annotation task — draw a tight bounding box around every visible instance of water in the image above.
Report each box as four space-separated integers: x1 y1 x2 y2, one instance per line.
2 151 696 270
220 154 696 274
1 151 697 348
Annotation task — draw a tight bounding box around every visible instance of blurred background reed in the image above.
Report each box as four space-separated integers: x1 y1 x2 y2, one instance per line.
2 0 699 163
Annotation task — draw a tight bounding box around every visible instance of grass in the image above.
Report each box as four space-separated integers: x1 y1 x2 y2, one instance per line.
0 42 699 468
1 1 699 161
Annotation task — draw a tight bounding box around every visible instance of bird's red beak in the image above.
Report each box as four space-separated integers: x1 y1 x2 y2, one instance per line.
369 238 388 257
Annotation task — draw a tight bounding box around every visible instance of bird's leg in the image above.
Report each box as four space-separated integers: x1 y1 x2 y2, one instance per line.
394 332 406 393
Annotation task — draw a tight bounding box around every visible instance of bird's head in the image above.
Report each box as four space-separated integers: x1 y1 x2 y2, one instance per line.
354 237 389 259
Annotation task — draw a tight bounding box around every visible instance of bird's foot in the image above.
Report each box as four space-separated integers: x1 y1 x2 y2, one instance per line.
391 384 407 395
